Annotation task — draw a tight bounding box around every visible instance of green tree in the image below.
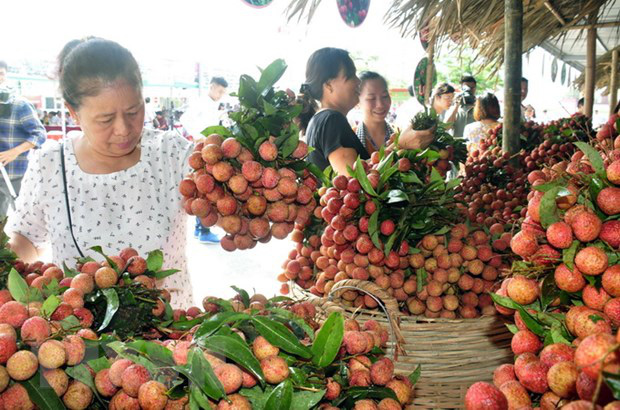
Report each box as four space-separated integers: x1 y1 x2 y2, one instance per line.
435 47 503 92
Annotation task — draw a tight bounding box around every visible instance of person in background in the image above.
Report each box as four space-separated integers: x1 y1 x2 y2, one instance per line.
6 37 194 307
520 77 529 121
154 111 168 131
395 85 423 131
453 75 477 139
576 97 585 115
299 47 368 175
143 97 156 128
41 111 50 125
0 79 47 216
356 71 393 155
429 83 459 124
463 93 501 154
181 77 228 139
524 104 536 121
181 77 229 245
49 111 62 125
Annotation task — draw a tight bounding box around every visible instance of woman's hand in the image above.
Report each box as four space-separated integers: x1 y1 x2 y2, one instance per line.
397 125 436 150
8 233 40 263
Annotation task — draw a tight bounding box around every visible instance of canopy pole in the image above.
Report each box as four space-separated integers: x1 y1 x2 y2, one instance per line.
424 35 435 105
610 49 618 116
503 0 522 155
584 9 599 118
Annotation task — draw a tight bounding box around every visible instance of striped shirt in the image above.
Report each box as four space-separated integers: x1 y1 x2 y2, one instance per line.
356 121 394 152
0 96 47 178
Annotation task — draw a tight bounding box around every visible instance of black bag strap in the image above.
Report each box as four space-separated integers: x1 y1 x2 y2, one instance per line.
59 143 84 257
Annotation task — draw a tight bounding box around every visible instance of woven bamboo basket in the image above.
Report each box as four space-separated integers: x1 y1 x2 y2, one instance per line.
299 279 514 409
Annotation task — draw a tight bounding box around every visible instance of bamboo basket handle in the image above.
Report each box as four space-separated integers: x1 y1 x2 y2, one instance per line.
328 279 407 357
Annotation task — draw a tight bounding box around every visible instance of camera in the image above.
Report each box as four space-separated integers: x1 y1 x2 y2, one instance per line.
459 84 476 106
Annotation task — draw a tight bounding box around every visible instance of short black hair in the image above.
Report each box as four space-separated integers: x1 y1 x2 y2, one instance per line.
210 77 228 88
407 85 414 97
0 61 7 70
431 83 455 101
460 75 476 84
521 77 528 83
577 97 584 108
145 97 150 103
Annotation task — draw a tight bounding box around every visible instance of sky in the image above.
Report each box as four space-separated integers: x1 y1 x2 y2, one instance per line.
3 0 590 120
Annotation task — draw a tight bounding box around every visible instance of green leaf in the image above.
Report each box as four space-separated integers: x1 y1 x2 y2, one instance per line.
416 268 428 293
257 59 287 96
379 164 400 188
8 268 30 303
384 230 398 256
194 312 251 340
408 364 422 385
87 357 111 373
603 371 620 400
550 322 572 345
505 323 519 334
97 288 120 332
184 348 226 401
589 314 604 323
231 286 250 308
539 187 562 229
240 386 274 409
238 75 259 106
126 340 175 365
575 142 605 176
41 295 61 318
311 312 344 368
376 152 395 173
198 335 265 385
386 189 408 204
290 390 326 410
265 307 315 341
171 316 206 331
60 315 81 331
19 370 67 410
146 250 164 272
200 125 233 138
189 384 214 410
368 208 381 249
562 241 580 270
430 167 445 189
265 380 293 410
152 269 179 280
306 163 329 187
62 262 79 278
490 293 545 336
354 157 377 197
402 172 423 184
281 133 300 159
65 364 96 392
533 178 566 193
251 316 312 359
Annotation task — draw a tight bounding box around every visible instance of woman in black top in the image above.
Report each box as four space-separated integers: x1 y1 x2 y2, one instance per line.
298 48 368 174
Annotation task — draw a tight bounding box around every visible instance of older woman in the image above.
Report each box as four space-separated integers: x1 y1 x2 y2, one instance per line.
6 38 194 307
356 71 393 155
463 93 501 153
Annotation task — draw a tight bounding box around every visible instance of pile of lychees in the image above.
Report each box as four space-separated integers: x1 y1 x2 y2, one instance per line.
465 140 620 409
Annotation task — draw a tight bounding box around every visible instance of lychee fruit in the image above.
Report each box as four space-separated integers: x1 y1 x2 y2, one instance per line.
386 379 411 405
546 221 573 249
511 330 542 355
260 355 289 384
63 335 86 366
575 246 608 275
547 361 578 398
63 380 93 410
95 267 118 288
20 316 51 347
597 187 620 215
214 364 243 394
109 390 140 409
554 263 586 293
510 231 539 258
600 221 620 248
370 358 394 386
138 380 168 410
507 275 540 305
574 333 619 379
221 138 241 159
540 343 575 368
121 364 151 397
95 368 119 398
498 380 531 409
109 359 133 387
43 368 69 396
0 301 28 328
570 211 602 242
465 382 508 410
1 383 35 410
258 141 278 161
38 339 66 369
216 394 251 410
7 349 38 380
252 336 279 361
349 369 371 387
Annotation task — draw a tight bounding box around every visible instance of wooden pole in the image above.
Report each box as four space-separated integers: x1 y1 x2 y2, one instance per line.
424 36 435 106
610 49 618 116
584 10 598 118
503 0 522 155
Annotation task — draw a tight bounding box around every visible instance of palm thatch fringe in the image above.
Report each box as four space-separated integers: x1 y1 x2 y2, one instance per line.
574 45 620 94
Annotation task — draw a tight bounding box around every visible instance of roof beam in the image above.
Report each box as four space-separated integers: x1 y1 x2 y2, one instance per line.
597 34 609 52
562 20 620 30
543 1 566 25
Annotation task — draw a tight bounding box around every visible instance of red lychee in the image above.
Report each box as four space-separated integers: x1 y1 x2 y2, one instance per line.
574 246 608 275
546 221 573 249
570 211 602 242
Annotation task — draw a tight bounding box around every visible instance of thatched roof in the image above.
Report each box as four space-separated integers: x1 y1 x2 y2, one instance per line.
286 0 612 72
574 46 620 93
